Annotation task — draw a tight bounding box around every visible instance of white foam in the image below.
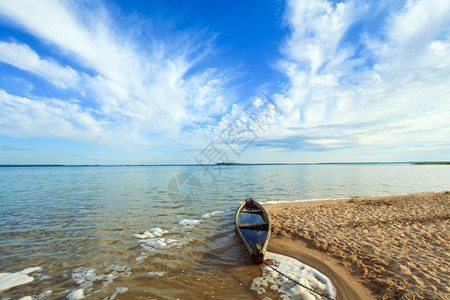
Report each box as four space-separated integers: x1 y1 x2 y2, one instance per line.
252 252 336 299
261 192 419 205
22 267 43 274
133 228 168 239
202 210 224 218
138 234 193 254
133 231 154 239
141 238 167 249
261 198 334 205
135 226 194 255
103 265 132 287
71 264 131 295
138 237 182 253
72 268 99 288
149 227 168 237
148 271 165 277
19 296 33 300
136 254 147 263
38 290 53 298
179 219 201 227
107 287 128 300
66 288 85 300
0 266 42 292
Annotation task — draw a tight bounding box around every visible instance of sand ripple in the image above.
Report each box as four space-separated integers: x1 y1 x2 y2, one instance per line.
267 192 450 299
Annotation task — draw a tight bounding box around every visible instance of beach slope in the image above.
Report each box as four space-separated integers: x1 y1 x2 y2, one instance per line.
265 192 450 299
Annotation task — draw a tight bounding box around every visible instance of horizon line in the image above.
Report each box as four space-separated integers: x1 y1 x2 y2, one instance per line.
1 161 449 167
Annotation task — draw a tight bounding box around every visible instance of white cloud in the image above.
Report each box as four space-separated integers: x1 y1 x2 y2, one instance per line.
271 0 450 154
0 90 103 140
0 0 233 147
387 0 450 50
0 89 161 148
0 41 79 88
0 0 449 161
282 1 355 74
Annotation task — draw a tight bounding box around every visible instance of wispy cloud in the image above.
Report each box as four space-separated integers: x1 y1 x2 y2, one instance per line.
0 41 79 88
0 144 32 151
0 0 232 148
0 90 107 141
269 0 450 154
0 0 449 163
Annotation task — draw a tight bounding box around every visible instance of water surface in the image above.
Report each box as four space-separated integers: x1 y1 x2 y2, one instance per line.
0 164 448 298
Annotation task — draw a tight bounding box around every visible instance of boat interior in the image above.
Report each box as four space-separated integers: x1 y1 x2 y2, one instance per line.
237 203 269 247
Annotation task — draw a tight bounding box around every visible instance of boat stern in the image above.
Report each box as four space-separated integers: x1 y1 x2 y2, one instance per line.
251 252 266 264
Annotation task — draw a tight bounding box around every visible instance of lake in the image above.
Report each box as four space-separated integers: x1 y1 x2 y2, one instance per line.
0 164 448 299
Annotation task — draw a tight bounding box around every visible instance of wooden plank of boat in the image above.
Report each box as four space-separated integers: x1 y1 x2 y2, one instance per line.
235 198 271 264
241 208 262 213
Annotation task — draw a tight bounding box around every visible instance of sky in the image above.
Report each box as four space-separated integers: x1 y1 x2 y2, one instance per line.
0 0 449 164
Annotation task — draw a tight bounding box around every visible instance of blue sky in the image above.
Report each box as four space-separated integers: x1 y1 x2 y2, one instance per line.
0 0 449 164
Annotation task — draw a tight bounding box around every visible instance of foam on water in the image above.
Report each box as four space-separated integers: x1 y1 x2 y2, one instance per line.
149 227 168 236
260 192 421 205
133 231 154 239
38 290 53 298
179 219 201 227
72 265 131 289
67 264 131 299
0 266 42 292
66 288 85 300
252 252 336 299
133 227 169 239
134 226 194 256
138 235 193 254
261 198 333 205
108 287 128 300
140 237 176 250
13 289 52 299
202 210 224 218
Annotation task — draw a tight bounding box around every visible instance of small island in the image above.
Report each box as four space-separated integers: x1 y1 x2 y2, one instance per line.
216 162 246 166
412 162 450 165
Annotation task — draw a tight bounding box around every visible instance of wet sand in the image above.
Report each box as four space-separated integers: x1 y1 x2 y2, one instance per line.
265 192 450 299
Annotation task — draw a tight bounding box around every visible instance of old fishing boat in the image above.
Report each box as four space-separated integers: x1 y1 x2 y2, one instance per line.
235 198 271 264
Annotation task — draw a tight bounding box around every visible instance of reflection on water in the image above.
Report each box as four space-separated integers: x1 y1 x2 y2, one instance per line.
0 164 449 298
239 229 268 247
237 212 265 224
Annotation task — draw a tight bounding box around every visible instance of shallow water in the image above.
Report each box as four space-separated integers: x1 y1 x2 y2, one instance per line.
0 164 448 298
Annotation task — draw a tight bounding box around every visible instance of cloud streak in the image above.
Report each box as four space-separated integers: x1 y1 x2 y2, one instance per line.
269 0 450 154
0 41 79 88
0 0 232 148
0 0 449 162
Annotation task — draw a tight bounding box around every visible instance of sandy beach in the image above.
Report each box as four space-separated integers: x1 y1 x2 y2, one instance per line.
265 191 450 300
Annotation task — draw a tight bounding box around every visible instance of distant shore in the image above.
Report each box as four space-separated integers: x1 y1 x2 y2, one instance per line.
265 191 450 299
1 161 448 167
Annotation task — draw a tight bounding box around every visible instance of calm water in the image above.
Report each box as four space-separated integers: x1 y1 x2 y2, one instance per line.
0 164 449 299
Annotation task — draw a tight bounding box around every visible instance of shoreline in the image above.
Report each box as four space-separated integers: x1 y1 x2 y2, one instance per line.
264 191 450 299
261 190 447 206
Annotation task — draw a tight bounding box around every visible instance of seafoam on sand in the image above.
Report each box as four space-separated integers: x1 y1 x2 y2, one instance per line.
252 252 336 300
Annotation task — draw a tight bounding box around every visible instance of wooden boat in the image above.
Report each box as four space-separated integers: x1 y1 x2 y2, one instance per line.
235 198 271 264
